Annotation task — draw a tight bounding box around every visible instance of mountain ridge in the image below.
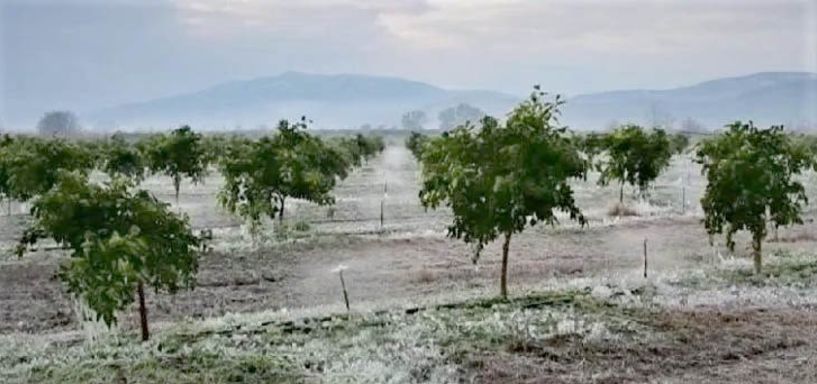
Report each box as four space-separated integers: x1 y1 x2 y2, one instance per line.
90 71 817 131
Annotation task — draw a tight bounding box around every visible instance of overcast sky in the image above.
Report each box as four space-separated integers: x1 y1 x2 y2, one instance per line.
2 0 816 126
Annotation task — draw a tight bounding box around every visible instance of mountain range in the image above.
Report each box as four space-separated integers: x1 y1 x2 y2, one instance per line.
89 71 817 131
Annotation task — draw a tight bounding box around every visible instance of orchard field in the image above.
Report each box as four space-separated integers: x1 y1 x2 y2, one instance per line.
3 135 817 383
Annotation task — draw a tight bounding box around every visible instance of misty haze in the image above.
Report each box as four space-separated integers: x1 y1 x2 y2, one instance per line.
2 1 817 383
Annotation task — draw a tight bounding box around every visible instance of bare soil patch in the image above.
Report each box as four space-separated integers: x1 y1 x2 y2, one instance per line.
469 307 817 384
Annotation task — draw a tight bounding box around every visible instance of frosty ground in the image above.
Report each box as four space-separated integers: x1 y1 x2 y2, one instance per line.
2 144 817 383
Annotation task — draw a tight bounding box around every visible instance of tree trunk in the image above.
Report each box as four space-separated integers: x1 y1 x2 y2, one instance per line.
500 232 512 298
173 176 181 206
752 234 762 275
137 280 149 341
619 182 624 204
278 196 286 224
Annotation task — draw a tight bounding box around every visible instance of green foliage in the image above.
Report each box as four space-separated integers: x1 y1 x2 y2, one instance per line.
219 119 350 234
669 133 690 155
405 131 430 159
419 87 586 296
0 135 14 205
16 173 201 330
696 121 815 274
572 132 606 163
327 134 384 168
355 134 385 161
0 136 95 202
99 134 147 183
596 124 673 202
140 126 210 202
201 134 234 166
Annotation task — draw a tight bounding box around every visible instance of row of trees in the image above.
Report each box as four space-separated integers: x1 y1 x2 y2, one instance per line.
410 87 817 297
401 103 486 131
219 118 384 235
409 118 689 207
5 121 385 341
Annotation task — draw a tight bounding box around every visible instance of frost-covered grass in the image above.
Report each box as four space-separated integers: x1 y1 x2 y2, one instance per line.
1 290 653 384
4 256 817 384
670 249 817 289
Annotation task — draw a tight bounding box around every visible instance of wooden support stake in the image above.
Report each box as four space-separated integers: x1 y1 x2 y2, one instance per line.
339 270 350 312
643 238 648 278
380 199 384 229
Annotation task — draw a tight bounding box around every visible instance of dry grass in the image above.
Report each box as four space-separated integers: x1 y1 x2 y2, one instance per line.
607 202 639 217
414 266 436 284
767 231 817 243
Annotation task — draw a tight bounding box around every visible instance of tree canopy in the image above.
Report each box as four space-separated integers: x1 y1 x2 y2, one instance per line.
16 173 201 340
419 88 586 297
140 126 210 203
596 124 673 203
696 121 815 274
405 131 430 160
0 137 95 203
99 134 147 183
219 118 352 234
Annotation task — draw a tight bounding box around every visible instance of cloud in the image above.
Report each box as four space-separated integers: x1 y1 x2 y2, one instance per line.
2 0 815 126
167 0 816 93
173 0 427 42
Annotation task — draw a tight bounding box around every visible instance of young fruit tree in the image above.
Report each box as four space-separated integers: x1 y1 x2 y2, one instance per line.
0 137 95 203
100 134 147 183
597 124 673 203
405 131 430 160
140 126 209 204
16 173 202 341
274 119 351 222
354 133 385 163
696 122 815 275
219 119 350 234
419 88 587 297
669 133 690 155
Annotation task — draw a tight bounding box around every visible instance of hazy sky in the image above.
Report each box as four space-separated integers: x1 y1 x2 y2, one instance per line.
2 0 816 126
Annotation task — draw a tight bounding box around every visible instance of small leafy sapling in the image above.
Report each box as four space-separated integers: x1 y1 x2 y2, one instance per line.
597 124 673 203
419 87 587 297
0 137 95 203
669 133 690 155
140 126 209 204
696 121 814 274
100 134 147 183
273 118 350 222
219 118 350 236
405 131 430 160
16 173 202 341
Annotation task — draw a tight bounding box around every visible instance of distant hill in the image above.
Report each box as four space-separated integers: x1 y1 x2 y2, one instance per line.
89 71 518 130
561 72 817 131
90 71 817 131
